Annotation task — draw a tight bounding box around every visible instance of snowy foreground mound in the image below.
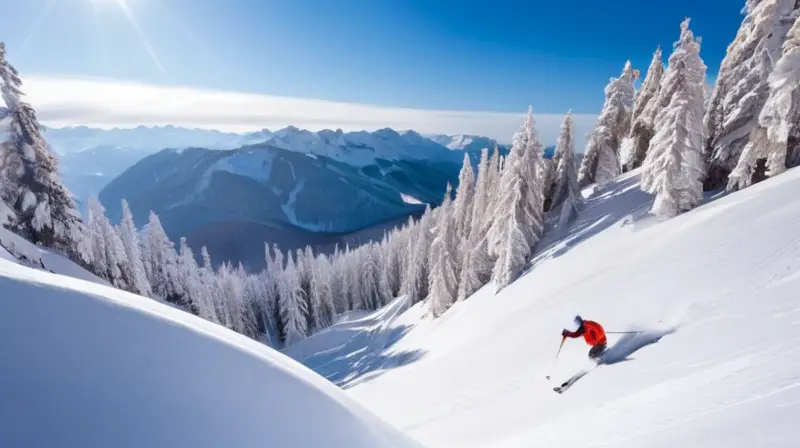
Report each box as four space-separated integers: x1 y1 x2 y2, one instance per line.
297 169 800 447
0 260 420 447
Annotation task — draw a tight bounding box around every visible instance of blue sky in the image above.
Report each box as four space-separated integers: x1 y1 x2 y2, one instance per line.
0 0 745 140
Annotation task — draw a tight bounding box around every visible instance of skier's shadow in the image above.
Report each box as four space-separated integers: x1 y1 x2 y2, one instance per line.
599 328 676 366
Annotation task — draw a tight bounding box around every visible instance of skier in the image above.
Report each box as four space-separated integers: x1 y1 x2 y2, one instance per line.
562 315 607 360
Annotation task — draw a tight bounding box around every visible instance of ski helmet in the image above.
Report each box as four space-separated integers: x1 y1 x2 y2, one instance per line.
574 315 583 326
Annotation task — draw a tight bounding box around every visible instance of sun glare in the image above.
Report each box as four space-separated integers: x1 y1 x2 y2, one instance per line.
88 0 165 73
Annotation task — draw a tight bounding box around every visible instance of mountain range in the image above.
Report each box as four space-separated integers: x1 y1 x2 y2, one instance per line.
78 126 510 269
46 125 509 213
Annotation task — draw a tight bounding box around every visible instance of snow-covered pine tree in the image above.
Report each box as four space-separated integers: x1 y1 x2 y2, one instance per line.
310 253 336 330
217 262 244 333
177 237 213 319
457 148 496 301
252 244 277 345
623 47 665 171
378 230 403 302
470 148 491 233
641 18 708 219
483 146 503 225
198 246 221 325
87 197 130 289
234 263 259 338
279 251 308 346
704 0 800 189
731 13 800 187
0 43 87 260
269 244 286 342
361 243 383 310
520 106 546 245
294 247 315 331
86 199 109 282
763 12 800 173
727 51 781 190
346 246 363 310
578 61 636 187
489 145 533 291
143 211 180 301
453 154 476 239
550 111 583 228
428 184 459 317
241 272 269 338
401 204 433 304
117 199 152 297
489 131 537 291
329 245 348 314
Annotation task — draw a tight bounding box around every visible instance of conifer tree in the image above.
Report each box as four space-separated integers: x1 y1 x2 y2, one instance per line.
428 184 459 317
360 243 382 310
550 112 583 228
490 146 533 291
519 107 547 245
269 244 286 341
329 245 347 314
87 197 129 289
489 127 538 291
470 148 491 234
379 230 403 302
177 237 212 319
730 13 800 188
624 47 665 171
704 0 799 188
452 154 476 263
117 199 151 297
310 253 336 329
143 211 180 300
0 43 87 260
198 246 221 325
279 251 308 346
641 18 708 219
401 205 433 304
578 61 636 187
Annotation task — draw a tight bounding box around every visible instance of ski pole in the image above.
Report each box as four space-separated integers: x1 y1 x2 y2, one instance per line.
545 336 566 380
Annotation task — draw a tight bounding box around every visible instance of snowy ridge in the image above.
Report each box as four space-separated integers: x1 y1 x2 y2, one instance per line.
291 167 800 447
0 256 420 447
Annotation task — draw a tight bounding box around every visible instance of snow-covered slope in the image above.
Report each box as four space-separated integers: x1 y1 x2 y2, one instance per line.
0 226 105 284
0 255 420 447
297 168 800 447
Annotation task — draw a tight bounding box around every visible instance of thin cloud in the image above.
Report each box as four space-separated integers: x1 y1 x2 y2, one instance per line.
23 76 596 147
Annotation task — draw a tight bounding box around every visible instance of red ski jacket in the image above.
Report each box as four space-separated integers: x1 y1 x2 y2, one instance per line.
563 320 607 346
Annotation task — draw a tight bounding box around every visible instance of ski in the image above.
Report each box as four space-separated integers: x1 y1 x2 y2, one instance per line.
553 357 606 394
553 369 591 394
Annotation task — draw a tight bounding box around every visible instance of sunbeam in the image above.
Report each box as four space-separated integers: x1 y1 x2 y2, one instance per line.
91 0 165 74
19 0 59 56
116 0 165 74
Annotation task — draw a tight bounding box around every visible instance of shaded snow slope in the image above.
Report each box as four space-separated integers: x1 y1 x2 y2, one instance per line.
285 296 421 389
0 227 104 284
301 168 800 447
0 258 420 447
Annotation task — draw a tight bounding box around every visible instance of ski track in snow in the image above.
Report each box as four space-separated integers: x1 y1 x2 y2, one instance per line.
293 167 800 447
